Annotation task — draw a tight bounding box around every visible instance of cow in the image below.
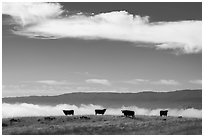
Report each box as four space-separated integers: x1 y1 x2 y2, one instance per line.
63 110 74 116
121 110 135 117
178 115 182 118
95 109 106 115
160 110 168 117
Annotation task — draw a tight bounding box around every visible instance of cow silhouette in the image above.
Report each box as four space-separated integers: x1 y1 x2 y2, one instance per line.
160 110 168 117
63 110 74 116
121 110 135 117
95 109 106 115
178 115 182 118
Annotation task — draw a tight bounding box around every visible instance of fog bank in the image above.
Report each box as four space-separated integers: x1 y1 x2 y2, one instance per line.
2 103 202 118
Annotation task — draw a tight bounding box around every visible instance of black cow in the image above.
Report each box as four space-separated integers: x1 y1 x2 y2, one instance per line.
95 109 106 115
160 110 168 117
178 115 182 118
63 110 74 116
121 110 135 117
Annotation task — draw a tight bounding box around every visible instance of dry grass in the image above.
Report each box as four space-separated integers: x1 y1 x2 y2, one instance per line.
2 115 202 135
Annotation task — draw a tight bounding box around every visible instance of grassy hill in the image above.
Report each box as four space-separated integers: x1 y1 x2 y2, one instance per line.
2 115 202 135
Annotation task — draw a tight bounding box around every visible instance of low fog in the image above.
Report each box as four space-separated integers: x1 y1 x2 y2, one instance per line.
2 103 202 118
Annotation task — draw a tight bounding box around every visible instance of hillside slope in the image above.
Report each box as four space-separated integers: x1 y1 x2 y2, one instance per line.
2 89 202 109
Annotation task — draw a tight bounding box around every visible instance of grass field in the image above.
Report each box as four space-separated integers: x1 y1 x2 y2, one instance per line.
2 115 202 135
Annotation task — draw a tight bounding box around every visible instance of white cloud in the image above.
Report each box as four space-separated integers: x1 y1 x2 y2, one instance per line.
2 2 63 26
124 79 149 84
189 80 202 85
2 2 201 54
2 103 202 118
36 80 71 85
86 79 111 86
151 79 180 86
123 79 180 86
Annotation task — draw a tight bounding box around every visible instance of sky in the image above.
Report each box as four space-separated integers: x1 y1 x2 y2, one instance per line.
2 2 202 97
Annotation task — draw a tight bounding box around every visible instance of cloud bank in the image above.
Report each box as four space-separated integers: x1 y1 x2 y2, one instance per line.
2 2 202 54
151 79 180 86
2 103 201 118
124 79 149 84
36 80 73 85
124 79 180 86
86 79 111 86
189 80 202 85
